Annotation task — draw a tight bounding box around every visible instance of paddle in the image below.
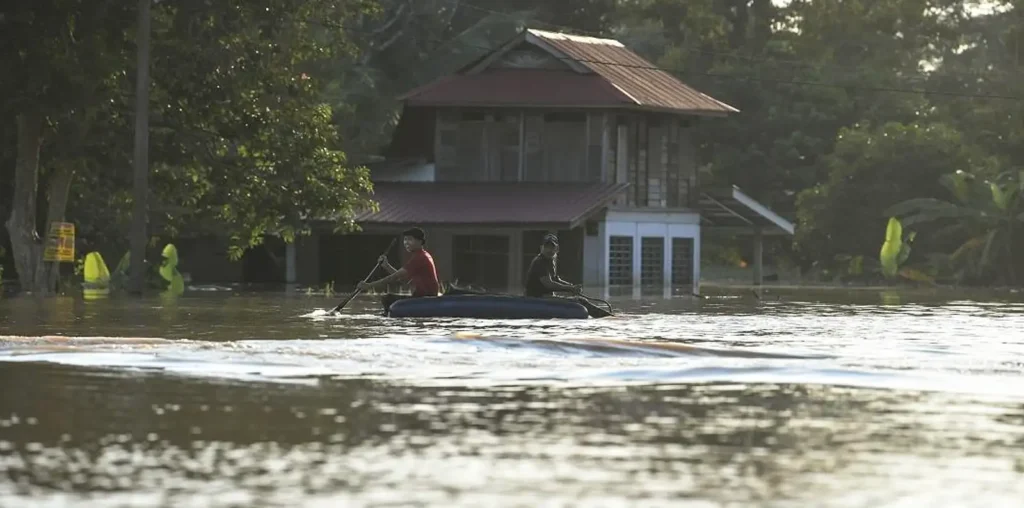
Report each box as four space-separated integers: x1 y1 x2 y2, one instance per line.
574 289 614 318
330 238 397 313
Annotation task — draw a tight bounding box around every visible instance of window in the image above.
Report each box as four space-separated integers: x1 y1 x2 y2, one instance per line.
672 237 695 286
641 237 664 287
608 236 633 286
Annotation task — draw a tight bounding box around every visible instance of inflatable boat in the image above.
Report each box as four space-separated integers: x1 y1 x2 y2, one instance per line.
387 294 600 319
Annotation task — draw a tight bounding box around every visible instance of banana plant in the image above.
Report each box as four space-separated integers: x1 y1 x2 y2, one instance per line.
877 216 932 282
885 170 1023 285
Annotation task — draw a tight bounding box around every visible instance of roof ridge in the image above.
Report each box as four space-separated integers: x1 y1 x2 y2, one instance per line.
526 28 624 48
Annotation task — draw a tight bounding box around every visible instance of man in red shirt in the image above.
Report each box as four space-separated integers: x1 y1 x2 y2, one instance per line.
358 227 439 314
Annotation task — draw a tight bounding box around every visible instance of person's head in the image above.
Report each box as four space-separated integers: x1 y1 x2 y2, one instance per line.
540 233 559 258
402 227 426 252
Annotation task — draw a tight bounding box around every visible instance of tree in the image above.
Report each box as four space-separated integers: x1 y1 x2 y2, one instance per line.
0 0 136 294
794 121 990 268
1 0 376 294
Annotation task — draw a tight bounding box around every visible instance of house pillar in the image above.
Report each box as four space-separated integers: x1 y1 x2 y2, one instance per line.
752 227 763 286
427 228 453 282
632 235 642 288
662 232 672 289
601 222 611 287
693 230 702 296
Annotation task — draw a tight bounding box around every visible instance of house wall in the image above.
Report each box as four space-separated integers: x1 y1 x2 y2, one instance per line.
177 236 244 283
598 209 702 295
316 226 594 293
293 235 320 285
613 114 697 208
429 106 699 204
583 223 603 286
185 214 700 295
330 226 514 291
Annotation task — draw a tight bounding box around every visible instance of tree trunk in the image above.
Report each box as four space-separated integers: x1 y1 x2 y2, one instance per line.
750 0 775 53
4 113 45 294
35 165 76 293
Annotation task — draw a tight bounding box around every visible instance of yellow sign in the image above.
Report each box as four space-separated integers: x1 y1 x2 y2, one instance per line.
43 222 75 262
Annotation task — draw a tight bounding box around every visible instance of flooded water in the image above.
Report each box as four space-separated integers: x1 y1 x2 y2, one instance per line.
2 288 1024 507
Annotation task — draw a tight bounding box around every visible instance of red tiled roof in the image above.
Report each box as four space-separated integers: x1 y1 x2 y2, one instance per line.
399 68 634 108
399 28 737 115
356 182 628 228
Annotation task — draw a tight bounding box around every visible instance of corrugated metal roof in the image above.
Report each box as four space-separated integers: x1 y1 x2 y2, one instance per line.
699 186 795 235
399 28 738 115
356 182 629 228
400 68 634 107
526 29 738 115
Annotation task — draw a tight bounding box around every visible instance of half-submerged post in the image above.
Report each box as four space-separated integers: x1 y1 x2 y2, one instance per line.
752 227 763 286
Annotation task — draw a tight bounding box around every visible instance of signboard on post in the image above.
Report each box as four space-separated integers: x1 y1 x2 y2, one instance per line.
43 222 75 262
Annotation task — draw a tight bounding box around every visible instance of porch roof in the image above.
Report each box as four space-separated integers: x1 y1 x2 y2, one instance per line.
355 182 629 229
698 186 795 236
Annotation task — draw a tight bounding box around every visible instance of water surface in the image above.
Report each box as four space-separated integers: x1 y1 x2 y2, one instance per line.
2 288 1024 506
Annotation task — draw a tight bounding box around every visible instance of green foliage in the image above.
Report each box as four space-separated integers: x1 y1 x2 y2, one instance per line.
2 0 377 276
886 170 1024 285
795 121 984 267
8 0 1024 290
879 217 918 279
880 218 904 279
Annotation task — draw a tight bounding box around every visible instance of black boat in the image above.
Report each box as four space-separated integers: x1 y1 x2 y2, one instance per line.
387 293 610 319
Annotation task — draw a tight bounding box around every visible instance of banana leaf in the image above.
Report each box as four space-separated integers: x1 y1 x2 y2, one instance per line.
939 171 973 204
897 238 913 266
884 198 987 227
978 229 1000 272
950 235 985 264
939 171 992 207
991 181 1015 211
880 217 903 278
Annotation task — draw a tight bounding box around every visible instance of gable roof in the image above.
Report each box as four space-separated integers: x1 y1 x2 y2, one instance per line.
400 28 738 116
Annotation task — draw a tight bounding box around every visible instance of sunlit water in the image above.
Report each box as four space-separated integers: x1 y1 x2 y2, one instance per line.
2 287 1024 506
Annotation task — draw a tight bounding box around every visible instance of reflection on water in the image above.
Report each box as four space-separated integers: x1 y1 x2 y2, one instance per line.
3 288 1024 505
2 363 1024 506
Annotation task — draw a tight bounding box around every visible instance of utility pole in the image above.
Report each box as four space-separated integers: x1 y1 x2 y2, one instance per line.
129 0 151 294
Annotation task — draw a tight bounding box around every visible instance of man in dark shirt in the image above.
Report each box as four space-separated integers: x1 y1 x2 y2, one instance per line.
524 233 581 298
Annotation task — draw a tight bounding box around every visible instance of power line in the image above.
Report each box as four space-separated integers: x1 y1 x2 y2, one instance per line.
435 0 1024 101
456 0 1024 80
405 29 1024 102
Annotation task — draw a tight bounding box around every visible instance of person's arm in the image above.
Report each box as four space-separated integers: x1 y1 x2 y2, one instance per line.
541 258 576 293
550 260 580 291
358 268 408 290
377 254 397 275
541 275 576 292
